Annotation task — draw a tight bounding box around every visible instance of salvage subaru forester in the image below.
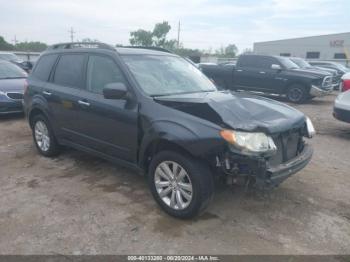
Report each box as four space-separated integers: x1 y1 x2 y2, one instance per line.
24 42 315 218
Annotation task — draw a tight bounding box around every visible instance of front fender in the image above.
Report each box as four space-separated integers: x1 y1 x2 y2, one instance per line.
138 119 224 167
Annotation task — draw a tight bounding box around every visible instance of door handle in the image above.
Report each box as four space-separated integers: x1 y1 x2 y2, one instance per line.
236 69 243 72
259 71 266 74
42 91 52 96
78 100 90 107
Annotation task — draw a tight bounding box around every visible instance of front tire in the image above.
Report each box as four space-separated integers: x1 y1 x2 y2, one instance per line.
148 151 214 219
31 114 60 157
286 84 308 103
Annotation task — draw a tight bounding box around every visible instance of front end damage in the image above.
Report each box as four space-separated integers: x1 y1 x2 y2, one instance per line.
213 127 313 189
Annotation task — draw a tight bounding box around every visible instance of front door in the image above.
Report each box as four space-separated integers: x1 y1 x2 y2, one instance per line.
74 54 138 163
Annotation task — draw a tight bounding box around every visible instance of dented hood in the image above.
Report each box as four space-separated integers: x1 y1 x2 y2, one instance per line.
154 91 306 134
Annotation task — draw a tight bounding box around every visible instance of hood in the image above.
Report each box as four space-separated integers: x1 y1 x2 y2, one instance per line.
291 68 331 77
313 66 337 75
0 78 26 92
154 91 306 134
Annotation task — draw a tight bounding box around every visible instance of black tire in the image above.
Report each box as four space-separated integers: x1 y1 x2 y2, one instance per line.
31 114 60 157
148 150 214 219
286 84 308 103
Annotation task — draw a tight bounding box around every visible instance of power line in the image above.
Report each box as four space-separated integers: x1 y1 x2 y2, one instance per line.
68 27 76 42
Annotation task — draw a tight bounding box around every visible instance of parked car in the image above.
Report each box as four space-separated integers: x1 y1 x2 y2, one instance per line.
340 72 350 92
0 51 33 72
308 61 350 76
334 90 350 123
199 54 333 103
24 42 315 218
0 60 28 114
289 57 341 90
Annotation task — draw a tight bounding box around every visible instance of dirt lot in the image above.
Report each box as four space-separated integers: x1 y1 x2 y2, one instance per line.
0 94 349 255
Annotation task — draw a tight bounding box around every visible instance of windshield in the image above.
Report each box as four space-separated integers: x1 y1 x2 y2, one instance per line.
0 53 21 62
291 58 310 68
0 62 27 79
335 63 350 72
122 55 217 96
278 57 299 69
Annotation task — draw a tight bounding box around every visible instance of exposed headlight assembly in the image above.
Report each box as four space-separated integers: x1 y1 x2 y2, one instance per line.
305 117 316 138
220 130 277 156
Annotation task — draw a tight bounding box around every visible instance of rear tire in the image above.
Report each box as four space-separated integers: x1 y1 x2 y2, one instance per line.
31 114 60 157
286 84 308 103
148 151 214 219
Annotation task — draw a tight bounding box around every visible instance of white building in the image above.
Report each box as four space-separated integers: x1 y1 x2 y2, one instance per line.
254 32 350 61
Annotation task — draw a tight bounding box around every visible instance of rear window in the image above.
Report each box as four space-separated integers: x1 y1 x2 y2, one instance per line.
53 54 85 88
32 54 58 81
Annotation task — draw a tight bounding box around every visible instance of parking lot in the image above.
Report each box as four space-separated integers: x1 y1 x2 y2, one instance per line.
0 94 349 255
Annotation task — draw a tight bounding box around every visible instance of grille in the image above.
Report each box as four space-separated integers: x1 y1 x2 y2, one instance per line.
268 130 302 167
322 76 333 90
6 92 23 100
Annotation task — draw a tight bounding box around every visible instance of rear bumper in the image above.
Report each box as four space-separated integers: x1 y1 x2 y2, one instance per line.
265 144 313 187
333 107 350 123
310 85 333 97
0 100 23 114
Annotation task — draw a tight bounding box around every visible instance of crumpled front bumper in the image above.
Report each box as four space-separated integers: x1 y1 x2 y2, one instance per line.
264 144 313 187
310 85 333 97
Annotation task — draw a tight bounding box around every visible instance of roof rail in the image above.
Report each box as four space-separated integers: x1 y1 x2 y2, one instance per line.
121 46 173 53
46 42 116 51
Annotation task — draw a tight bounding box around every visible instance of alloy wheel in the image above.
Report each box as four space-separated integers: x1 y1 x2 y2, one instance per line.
34 120 50 152
154 161 193 210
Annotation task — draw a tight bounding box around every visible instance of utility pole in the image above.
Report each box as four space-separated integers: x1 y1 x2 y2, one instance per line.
68 27 76 42
12 35 18 46
177 21 181 49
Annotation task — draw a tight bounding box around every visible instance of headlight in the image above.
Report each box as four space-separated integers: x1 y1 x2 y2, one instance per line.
220 130 277 155
0 90 6 96
305 117 316 138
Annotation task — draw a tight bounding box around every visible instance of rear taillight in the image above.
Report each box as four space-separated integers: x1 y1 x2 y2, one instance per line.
24 79 29 94
342 79 350 92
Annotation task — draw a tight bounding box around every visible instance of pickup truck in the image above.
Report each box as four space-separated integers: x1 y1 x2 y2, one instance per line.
199 54 333 103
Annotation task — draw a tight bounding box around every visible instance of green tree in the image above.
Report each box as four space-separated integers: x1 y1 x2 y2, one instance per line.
15 41 47 52
0 36 14 50
225 44 238 57
152 21 171 47
129 29 153 46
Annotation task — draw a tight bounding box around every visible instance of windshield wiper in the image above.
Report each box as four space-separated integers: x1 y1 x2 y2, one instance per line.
0 77 26 79
151 89 216 97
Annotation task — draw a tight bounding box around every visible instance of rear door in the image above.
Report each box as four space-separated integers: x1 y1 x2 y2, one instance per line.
73 54 138 162
44 53 87 141
234 55 274 92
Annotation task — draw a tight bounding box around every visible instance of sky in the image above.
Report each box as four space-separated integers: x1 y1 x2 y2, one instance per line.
0 0 349 53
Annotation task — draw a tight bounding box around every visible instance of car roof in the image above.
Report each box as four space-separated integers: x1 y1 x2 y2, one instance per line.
43 42 175 56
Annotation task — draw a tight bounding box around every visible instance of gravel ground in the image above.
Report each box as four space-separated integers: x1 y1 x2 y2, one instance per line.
0 94 349 255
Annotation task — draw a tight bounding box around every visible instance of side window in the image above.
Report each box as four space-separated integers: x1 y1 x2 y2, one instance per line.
258 57 275 69
32 54 58 81
53 54 85 88
238 56 256 67
86 55 126 94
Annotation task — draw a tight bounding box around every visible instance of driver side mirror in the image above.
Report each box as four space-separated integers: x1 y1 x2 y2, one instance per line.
271 64 282 70
103 83 128 100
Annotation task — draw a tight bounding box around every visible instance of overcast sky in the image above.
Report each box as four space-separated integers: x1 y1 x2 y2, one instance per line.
0 0 348 53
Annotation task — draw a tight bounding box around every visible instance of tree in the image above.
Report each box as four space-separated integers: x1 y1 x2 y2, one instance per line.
129 29 153 46
0 36 14 51
81 38 99 43
225 44 238 58
152 21 171 47
15 41 47 52
129 21 173 48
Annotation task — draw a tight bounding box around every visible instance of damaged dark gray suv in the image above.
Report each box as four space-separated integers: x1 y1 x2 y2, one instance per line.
24 42 315 218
